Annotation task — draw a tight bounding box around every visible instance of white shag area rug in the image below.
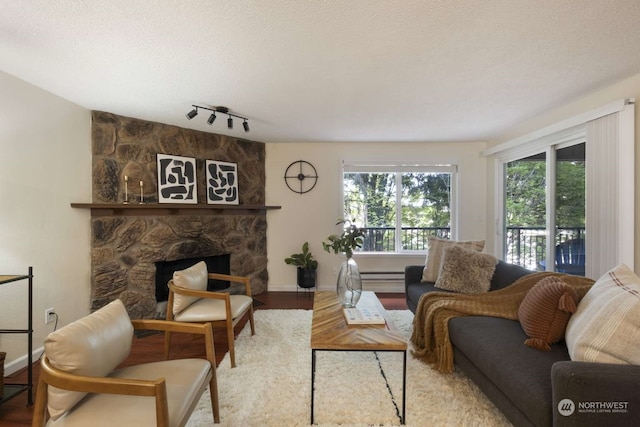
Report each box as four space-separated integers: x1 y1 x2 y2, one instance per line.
186 309 512 427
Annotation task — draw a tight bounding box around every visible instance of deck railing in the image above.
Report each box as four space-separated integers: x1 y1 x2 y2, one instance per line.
358 226 585 272
505 226 585 271
360 227 451 252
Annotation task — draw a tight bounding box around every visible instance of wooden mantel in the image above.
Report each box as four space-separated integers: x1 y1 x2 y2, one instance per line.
70 203 281 217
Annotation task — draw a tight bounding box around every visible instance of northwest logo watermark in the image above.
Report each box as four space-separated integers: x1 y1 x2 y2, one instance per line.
558 399 575 416
558 398 629 416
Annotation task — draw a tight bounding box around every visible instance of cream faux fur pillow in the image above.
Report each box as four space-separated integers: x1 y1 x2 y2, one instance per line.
435 245 497 294
422 236 485 282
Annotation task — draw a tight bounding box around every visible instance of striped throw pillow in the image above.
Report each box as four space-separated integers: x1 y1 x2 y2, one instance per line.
565 264 640 364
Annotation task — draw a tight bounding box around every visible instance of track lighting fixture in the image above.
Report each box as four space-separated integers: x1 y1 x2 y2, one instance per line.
185 105 249 132
186 108 198 119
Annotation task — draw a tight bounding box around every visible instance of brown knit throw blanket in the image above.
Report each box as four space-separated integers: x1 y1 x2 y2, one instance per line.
410 272 595 373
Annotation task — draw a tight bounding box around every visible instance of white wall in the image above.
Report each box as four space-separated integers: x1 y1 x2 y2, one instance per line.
265 141 488 292
486 72 640 270
0 71 92 373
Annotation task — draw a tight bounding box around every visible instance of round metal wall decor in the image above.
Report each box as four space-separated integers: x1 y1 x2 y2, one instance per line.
284 160 318 194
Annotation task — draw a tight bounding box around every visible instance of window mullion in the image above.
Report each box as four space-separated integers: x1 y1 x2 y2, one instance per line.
546 147 556 271
395 172 402 252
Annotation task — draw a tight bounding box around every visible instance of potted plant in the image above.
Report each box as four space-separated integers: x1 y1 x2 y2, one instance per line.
322 219 364 307
322 219 365 258
285 242 318 288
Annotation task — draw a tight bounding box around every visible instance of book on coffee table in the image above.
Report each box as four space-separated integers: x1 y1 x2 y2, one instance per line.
343 307 386 325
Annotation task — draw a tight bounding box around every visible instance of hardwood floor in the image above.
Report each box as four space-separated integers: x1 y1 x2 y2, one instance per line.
0 291 407 426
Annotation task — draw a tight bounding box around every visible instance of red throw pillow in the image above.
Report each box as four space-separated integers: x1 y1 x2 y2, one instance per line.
518 276 579 351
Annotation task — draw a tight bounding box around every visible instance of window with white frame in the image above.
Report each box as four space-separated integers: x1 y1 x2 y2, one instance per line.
342 163 457 253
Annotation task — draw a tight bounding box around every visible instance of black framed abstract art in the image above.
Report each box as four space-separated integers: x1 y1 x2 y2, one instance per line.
206 160 239 205
157 154 197 203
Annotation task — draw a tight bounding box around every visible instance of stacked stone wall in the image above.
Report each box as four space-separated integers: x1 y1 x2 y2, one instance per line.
90 111 267 318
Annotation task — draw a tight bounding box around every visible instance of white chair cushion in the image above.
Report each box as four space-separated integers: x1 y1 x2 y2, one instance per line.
174 295 253 322
44 299 134 420
172 261 208 314
46 358 212 427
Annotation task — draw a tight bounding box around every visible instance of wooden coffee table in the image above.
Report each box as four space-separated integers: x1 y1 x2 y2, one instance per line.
310 291 407 424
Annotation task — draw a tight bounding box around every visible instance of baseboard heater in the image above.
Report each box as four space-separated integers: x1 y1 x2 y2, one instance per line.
359 271 404 283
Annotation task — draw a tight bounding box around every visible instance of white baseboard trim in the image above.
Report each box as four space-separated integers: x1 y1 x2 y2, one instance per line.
4 346 44 376
268 282 404 293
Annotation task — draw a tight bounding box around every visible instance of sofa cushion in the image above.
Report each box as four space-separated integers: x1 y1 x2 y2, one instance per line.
489 261 532 291
518 276 579 351
174 295 253 322
565 263 640 364
405 281 453 313
422 236 484 282
435 245 497 294
44 299 134 420
450 316 570 427
171 261 208 314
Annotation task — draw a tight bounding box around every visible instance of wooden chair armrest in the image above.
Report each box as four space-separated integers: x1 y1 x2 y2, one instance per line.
168 284 230 301
40 356 164 397
208 273 252 297
132 319 212 335
207 272 247 283
168 274 252 298
133 320 217 366
143 317 217 366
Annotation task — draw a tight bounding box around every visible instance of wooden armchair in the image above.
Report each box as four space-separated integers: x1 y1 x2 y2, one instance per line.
165 261 255 368
32 299 219 426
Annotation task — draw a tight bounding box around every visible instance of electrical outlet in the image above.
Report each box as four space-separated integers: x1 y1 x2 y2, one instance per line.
45 307 55 324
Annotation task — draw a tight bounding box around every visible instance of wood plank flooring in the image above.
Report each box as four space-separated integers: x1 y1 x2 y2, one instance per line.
0 291 407 426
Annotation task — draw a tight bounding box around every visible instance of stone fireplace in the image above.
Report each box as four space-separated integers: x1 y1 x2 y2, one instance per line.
89 111 269 318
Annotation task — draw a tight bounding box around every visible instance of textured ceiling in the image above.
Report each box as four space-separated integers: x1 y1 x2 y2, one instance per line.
2 0 640 143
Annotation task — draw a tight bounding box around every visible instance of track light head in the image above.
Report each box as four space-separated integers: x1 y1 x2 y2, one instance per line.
243 120 250 132
227 115 233 129
186 108 198 120
207 112 216 125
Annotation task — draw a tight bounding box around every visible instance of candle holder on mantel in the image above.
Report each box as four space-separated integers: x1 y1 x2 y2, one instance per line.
139 181 145 204
123 176 129 204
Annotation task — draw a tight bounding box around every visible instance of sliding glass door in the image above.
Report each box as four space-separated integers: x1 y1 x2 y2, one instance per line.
503 143 585 275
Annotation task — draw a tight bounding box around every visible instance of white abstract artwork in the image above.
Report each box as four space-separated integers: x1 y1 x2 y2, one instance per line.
157 154 198 203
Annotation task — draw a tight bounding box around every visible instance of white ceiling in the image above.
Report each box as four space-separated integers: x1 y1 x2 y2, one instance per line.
3 0 640 143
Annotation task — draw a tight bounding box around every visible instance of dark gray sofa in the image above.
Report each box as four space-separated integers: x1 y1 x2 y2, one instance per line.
405 261 640 427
